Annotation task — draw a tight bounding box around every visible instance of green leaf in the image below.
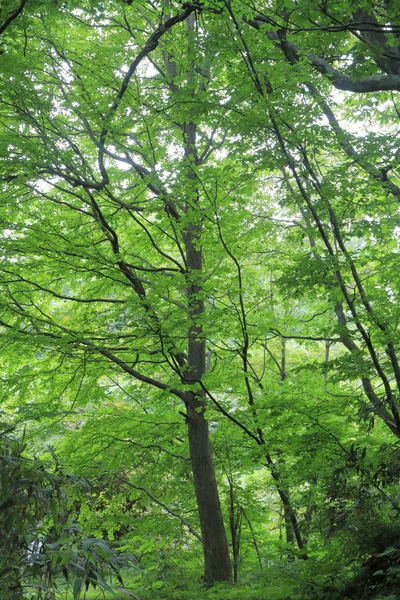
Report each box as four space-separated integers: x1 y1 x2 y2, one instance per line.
73 577 83 600
50 498 58 527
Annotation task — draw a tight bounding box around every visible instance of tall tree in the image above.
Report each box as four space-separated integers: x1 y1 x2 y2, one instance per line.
1 0 400 589
0 0 232 583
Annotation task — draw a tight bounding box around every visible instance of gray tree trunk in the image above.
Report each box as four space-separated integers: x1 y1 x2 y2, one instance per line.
182 119 231 583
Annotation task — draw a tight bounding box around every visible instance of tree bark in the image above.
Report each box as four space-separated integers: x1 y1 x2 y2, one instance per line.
182 118 231 583
186 395 232 583
283 494 295 547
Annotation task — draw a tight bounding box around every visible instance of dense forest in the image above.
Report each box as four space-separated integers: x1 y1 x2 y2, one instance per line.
1 0 400 598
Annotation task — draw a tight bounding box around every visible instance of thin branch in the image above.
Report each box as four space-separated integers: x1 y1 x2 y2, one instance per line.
97 3 203 186
1 271 125 304
95 432 190 461
270 329 341 343
86 466 203 543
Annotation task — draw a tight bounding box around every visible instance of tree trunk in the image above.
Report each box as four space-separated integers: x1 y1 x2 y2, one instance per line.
277 339 307 556
186 395 232 583
283 495 295 546
227 469 242 583
183 216 231 582
182 118 231 583
266 453 307 556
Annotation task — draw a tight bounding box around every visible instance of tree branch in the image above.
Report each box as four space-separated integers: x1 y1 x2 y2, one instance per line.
97 3 203 186
94 433 190 461
87 466 203 543
247 20 400 92
0 0 27 36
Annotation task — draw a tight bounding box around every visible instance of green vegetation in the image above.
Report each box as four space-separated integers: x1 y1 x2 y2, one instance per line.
1 0 400 598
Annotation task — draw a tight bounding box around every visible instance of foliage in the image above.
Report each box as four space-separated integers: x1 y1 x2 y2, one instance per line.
0 427 127 599
1 0 400 597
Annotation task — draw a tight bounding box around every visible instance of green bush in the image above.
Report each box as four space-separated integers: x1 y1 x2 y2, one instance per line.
0 428 127 599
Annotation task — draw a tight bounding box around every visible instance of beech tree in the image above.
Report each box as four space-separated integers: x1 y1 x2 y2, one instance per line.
1 0 234 584
1 0 400 593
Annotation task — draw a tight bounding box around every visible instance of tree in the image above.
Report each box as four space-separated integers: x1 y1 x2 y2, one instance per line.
222 0 400 440
1 0 233 583
1 0 400 593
